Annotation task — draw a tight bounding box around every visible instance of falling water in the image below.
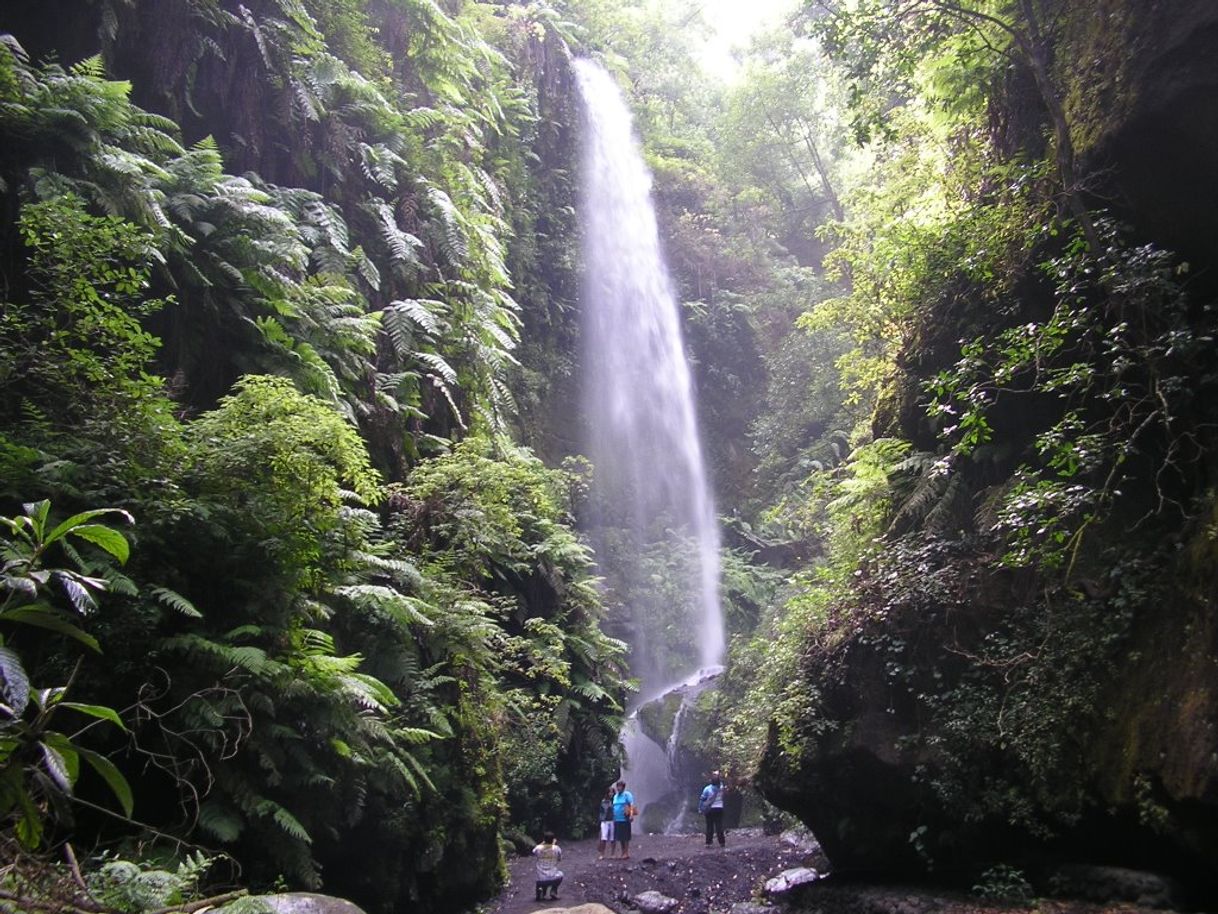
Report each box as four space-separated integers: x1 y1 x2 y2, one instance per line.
574 57 724 680
574 58 725 827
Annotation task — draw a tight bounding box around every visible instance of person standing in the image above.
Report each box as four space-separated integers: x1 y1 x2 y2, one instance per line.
611 780 636 859
532 831 563 901
699 771 726 847
597 786 616 859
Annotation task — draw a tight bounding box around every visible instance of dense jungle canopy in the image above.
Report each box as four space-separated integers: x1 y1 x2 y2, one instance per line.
1 1 1216 913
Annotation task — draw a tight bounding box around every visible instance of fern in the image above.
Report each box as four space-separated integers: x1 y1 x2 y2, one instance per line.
150 585 203 618
265 801 311 844
924 472 967 534
162 634 276 676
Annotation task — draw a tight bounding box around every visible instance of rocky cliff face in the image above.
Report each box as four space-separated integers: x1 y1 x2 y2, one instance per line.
756 1 1218 901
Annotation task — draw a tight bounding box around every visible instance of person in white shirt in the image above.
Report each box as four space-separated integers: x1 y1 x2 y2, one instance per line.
532 831 563 900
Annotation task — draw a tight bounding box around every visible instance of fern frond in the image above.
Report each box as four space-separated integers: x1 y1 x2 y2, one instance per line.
924 472 967 534
416 351 457 387
150 585 203 618
198 801 244 842
423 185 468 264
386 299 445 337
334 585 434 628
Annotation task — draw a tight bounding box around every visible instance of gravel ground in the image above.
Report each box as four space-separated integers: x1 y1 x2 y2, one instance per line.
487 827 809 914
485 829 1191 914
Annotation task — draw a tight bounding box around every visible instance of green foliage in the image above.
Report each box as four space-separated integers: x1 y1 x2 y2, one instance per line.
188 373 382 545
718 29 848 246
718 437 912 774
0 501 134 848
89 852 232 914
927 218 1208 570
0 22 529 465
399 436 627 839
0 2 647 911
0 196 167 409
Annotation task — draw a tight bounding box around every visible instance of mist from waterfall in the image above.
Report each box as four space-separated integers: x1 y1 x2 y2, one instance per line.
573 58 725 699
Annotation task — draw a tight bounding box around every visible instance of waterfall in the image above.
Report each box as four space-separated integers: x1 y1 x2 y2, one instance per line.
573 58 725 829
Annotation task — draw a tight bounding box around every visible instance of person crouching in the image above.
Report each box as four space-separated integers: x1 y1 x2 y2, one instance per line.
532 831 563 901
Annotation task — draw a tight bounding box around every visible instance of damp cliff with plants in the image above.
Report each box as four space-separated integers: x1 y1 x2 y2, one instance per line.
733 0 1218 902
0 3 629 913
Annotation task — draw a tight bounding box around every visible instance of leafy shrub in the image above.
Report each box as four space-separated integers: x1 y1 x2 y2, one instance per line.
972 864 1035 904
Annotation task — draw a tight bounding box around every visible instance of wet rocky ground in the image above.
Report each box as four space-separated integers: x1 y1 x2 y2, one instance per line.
485 829 1195 914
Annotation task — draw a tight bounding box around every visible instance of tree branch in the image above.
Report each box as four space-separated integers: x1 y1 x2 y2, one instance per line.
147 889 249 914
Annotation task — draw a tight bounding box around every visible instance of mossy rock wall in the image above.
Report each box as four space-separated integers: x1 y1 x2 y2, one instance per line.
757 3 1218 897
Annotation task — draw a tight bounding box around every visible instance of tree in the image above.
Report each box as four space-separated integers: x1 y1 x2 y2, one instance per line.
807 0 1099 249
719 28 848 264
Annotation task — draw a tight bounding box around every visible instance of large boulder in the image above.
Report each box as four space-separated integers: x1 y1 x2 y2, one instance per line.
632 672 747 832
220 894 366 914
756 534 1218 885
1064 0 1218 273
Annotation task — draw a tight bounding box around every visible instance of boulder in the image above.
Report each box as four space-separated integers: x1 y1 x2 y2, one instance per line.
504 828 537 856
763 867 820 897
221 894 366 914
1049 864 1182 909
548 906 617 914
778 827 821 857
631 889 679 913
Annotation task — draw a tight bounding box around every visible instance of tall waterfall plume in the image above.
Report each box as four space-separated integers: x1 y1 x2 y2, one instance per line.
573 58 725 692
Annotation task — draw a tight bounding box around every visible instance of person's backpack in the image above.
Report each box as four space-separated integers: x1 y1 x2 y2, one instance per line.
697 785 719 815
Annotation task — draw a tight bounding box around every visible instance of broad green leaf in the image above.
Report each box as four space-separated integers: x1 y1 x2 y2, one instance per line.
60 702 127 731
0 607 99 651
54 573 99 614
43 508 133 550
78 748 134 818
1 575 38 600
66 524 130 564
15 788 42 848
35 686 67 710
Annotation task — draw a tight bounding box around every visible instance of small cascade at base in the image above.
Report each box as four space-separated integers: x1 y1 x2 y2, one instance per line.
621 667 722 833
